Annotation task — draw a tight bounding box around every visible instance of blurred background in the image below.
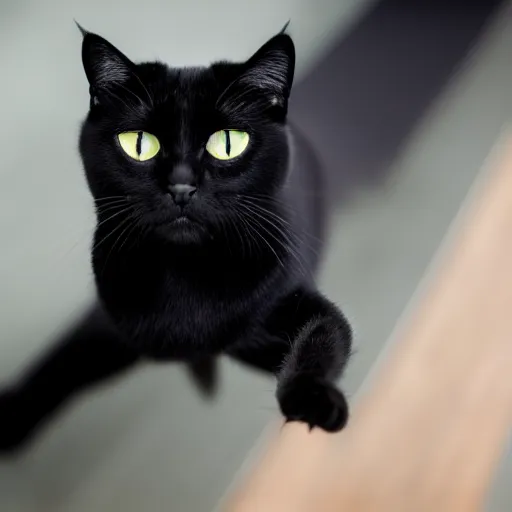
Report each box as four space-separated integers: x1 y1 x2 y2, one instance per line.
0 0 511 510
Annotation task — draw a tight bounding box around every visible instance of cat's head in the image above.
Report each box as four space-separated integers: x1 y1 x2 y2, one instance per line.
78 26 295 248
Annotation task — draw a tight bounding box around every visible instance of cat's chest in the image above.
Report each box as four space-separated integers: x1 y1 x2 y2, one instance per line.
97 263 262 358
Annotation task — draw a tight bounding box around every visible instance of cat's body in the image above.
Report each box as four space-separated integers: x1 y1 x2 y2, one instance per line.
0 27 352 452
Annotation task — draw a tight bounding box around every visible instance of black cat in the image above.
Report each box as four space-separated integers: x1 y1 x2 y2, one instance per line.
0 25 352 452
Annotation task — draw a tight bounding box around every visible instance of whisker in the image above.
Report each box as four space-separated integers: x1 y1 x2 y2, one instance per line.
95 202 129 216
92 208 134 252
240 195 322 247
114 214 142 254
238 201 299 249
215 213 233 257
227 214 247 260
94 195 127 203
101 214 140 274
103 86 141 115
95 205 133 230
237 210 285 268
235 212 260 259
239 198 292 229
129 71 154 108
115 81 147 108
243 200 320 253
237 202 309 278
239 193 297 216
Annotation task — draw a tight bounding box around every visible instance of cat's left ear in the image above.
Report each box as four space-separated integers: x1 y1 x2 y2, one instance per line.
241 32 296 106
77 24 136 103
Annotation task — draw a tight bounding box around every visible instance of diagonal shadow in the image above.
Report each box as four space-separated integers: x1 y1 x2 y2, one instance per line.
289 0 505 205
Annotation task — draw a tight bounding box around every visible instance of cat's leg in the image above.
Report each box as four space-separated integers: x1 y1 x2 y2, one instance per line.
227 286 352 432
0 304 138 453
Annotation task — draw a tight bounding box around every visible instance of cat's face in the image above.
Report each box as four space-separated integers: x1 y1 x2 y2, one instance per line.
79 29 295 247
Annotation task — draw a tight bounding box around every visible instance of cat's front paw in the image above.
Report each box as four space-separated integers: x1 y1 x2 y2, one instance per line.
0 389 33 454
277 375 348 432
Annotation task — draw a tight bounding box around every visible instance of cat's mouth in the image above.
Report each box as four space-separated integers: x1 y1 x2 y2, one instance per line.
170 214 201 231
172 214 192 224
153 212 208 245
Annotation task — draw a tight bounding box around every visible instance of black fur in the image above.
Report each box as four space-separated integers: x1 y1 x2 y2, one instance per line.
0 27 352 452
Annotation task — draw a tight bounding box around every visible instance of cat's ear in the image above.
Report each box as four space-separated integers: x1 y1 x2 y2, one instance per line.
78 24 135 95
241 32 295 106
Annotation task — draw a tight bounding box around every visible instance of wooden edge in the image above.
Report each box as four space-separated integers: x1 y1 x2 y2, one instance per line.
221 127 512 512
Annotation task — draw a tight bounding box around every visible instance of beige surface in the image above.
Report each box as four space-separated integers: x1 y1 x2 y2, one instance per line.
225 133 512 511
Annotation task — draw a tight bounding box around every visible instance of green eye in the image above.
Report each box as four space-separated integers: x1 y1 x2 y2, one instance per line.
118 131 161 161
205 130 249 160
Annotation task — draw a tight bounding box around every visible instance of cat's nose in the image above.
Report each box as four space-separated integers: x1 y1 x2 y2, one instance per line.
168 183 197 207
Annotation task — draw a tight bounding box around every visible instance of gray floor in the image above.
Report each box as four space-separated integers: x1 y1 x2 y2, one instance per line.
0 1 511 511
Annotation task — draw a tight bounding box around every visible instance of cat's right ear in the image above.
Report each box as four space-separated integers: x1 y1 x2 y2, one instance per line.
77 24 135 105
